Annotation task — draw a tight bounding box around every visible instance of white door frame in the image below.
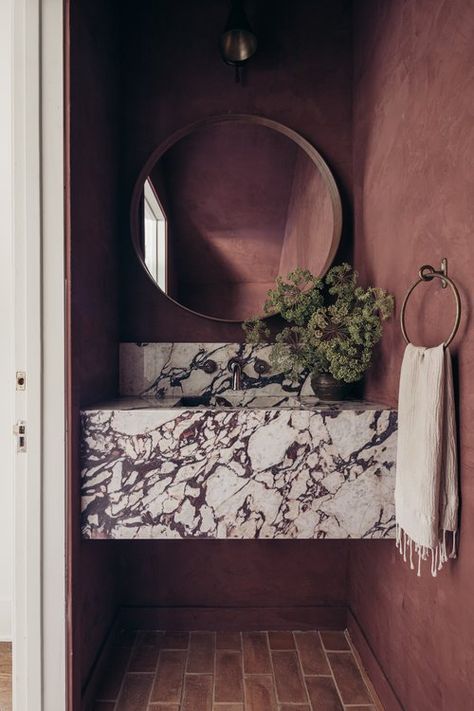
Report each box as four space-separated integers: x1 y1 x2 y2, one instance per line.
12 0 67 709
0 0 15 648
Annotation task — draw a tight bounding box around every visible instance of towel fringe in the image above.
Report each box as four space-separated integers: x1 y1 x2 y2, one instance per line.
397 527 457 577
450 530 457 559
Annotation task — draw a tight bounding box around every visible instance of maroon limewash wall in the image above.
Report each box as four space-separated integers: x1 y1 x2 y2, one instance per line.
69 0 122 700
350 1 474 708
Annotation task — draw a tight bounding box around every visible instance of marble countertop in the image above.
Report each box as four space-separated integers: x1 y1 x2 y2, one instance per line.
82 395 396 413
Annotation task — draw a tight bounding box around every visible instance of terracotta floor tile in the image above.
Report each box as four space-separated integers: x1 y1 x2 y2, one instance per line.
271 651 307 704
139 630 164 647
242 633 272 674
116 673 154 710
162 631 189 650
305 675 343 711
97 645 133 700
294 631 330 675
244 675 278 711
215 650 244 703
0 643 12 675
181 674 213 711
327 652 372 705
319 631 350 651
268 632 295 650
129 641 161 673
150 650 187 704
96 628 379 711
187 632 215 674
216 631 242 650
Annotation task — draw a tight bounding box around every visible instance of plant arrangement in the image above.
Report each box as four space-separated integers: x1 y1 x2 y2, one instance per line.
243 263 394 395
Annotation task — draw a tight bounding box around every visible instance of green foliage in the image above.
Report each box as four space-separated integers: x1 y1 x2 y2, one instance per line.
243 263 394 383
269 327 318 381
263 267 324 325
242 316 270 345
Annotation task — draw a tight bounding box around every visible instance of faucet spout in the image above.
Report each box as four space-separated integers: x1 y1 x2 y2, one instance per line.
229 359 242 391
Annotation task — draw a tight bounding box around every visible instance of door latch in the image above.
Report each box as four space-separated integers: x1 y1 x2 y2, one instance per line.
16 371 26 390
13 420 27 453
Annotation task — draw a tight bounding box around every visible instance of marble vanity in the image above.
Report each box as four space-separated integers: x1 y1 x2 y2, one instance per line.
80 343 397 540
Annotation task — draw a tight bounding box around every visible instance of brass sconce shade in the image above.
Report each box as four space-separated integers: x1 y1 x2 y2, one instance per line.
220 0 257 81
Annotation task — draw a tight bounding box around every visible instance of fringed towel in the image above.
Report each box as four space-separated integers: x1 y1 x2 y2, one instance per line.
395 344 458 576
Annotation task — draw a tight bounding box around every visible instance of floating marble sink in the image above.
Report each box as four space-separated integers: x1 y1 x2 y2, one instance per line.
81 396 397 541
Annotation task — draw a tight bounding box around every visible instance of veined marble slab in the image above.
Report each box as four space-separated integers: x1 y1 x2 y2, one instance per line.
81 398 397 540
119 342 311 399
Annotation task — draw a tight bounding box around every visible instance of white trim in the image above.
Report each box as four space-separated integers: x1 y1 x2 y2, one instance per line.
12 0 66 709
12 0 43 707
0 0 14 646
0 601 12 643
144 178 166 221
40 0 67 706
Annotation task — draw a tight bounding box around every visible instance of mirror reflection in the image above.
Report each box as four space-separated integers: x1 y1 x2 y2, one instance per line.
135 117 342 321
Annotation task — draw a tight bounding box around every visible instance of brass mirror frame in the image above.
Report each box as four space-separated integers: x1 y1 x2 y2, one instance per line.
130 114 343 323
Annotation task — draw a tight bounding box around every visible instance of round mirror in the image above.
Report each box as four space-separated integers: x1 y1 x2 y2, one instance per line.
131 115 342 322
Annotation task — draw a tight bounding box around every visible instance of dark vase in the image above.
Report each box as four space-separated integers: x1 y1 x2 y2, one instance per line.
311 372 352 401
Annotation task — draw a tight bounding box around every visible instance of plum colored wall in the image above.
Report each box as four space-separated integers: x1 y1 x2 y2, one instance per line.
69 0 122 699
120 0 353 340
118 541 349 611
351 1 474 708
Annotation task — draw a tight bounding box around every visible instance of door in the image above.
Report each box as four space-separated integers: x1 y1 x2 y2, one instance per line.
11 0 67 709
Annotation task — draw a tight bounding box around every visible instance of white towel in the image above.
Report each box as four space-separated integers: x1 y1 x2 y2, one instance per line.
395 344 458 576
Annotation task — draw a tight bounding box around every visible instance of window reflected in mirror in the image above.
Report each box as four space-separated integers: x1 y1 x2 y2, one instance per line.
143 179 167 292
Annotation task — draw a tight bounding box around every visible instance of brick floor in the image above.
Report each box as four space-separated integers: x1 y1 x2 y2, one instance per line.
94 630 378 711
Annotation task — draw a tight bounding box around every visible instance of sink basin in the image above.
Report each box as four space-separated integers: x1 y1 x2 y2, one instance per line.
177 393 302 409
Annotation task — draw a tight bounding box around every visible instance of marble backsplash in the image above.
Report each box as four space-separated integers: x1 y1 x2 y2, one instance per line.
120 342 311 400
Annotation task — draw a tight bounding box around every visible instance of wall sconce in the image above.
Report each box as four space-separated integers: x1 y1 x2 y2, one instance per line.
220 0 257 83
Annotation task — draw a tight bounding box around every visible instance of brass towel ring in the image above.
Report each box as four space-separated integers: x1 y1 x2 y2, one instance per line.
400 260 461 347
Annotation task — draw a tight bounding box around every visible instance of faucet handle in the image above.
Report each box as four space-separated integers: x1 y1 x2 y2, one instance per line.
254 358 270 375
201 359 217 374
